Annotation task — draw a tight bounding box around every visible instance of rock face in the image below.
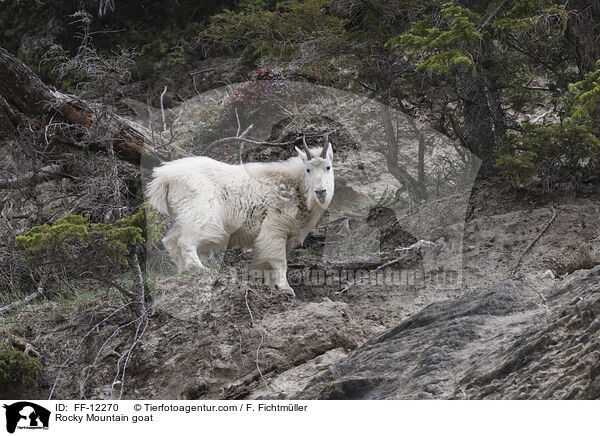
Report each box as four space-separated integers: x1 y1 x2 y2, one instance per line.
365 206 418 252
296 266 600 399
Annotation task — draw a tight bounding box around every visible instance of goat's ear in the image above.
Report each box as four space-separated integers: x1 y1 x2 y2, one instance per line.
295 146 308 162
326 142 333 161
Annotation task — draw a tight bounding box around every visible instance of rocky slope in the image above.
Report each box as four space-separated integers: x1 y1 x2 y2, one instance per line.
3 187 599 400
296 266 600 399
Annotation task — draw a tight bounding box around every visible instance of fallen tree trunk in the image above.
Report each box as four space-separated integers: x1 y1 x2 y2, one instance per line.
0 46 166 166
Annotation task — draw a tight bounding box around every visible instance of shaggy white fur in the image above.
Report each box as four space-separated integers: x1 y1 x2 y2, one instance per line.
146 142 334 296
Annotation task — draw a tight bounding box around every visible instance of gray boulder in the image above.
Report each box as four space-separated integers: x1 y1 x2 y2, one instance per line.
296 266 600 399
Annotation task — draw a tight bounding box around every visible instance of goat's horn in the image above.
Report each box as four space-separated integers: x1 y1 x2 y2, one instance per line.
321 133 329 158
302 134 313 160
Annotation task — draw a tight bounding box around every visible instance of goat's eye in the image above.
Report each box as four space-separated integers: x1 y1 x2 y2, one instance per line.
327 166 331 170
306 168 311 173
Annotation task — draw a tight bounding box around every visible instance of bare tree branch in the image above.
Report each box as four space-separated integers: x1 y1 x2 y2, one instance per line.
0 287 44 314
0 164 67 189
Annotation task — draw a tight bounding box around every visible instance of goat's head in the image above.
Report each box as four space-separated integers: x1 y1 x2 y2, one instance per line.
295 133 334 208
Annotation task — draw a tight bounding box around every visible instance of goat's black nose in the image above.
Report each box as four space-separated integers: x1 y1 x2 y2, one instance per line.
315 189 327 203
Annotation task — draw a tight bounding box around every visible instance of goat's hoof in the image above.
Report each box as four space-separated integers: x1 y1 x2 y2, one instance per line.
275 284 296 298
281 288 296 298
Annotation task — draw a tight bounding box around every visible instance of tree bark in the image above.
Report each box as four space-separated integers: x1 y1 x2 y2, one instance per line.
562 0 600 76
456 71 498 173
0 95 20 137
0 46 166 166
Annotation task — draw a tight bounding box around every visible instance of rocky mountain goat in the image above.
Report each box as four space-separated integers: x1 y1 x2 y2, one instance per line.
146 134 334 297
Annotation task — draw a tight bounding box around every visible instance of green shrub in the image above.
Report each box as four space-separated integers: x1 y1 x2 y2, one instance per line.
571 59 600 122
388 3 482 77
496 122 600 189
199 0 347 63
15 204 162 273
0 345 40 389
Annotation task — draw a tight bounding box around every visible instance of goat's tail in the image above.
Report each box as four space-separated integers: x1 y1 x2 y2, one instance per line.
146 170 171 215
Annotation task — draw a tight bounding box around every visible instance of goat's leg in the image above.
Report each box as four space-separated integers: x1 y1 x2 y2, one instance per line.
177 232 205 272
253 231 295 297
163 228 185 272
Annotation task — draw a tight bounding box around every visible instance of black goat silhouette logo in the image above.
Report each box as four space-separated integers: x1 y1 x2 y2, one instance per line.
3 402 50 433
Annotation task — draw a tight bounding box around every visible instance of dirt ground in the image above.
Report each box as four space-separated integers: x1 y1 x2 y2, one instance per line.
3 179 600 400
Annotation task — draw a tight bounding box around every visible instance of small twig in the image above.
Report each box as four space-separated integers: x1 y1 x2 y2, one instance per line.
335 285 350 295
244 288 254 328
7 335 39 357
335 240 434 294
0 198 14 233
44 115 55 145
255 329 271 392
109 308 150 399
160 85 167 133
371 251 412 272
230 323 246 367
239 123 253 165
530 110 552 123
235 108 241 137
147 101 157 147
130 251 146 316
394 239 435 252
80 272 136 299
511 206 557 278
204 136 298 154
523 86 552 92
88 28 126 36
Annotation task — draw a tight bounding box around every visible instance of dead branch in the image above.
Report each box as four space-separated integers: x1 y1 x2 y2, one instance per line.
478 0 509 31
0 280 45 315
0 164 67 189
511 206 557 278
229 323 246 367
539 292 551 315
0 95 19 136
203 135 301 154
79 272 136 300
335 239 434 294
160 86 168 133
245 288 254 328
129 251 146 316
379 104 426 201
255 329 271 392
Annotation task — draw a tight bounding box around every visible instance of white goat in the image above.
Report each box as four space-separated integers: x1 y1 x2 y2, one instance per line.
146 134 334 297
